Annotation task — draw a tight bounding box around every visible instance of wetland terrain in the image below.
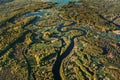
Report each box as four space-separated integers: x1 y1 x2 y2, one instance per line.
0 0 120 80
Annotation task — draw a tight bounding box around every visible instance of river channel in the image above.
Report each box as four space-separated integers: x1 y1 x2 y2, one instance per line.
25 0 86 80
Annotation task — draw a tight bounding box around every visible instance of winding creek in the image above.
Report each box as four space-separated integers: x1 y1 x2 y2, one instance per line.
22 0 120 79
52 12 86 80
24 0 87 80
0 0 119 80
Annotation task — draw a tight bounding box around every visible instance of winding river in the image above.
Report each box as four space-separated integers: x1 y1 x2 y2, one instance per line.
25 0 86 80
52 13 86 80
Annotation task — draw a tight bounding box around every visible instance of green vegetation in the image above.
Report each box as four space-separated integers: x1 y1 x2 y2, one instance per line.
0 0 120 80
